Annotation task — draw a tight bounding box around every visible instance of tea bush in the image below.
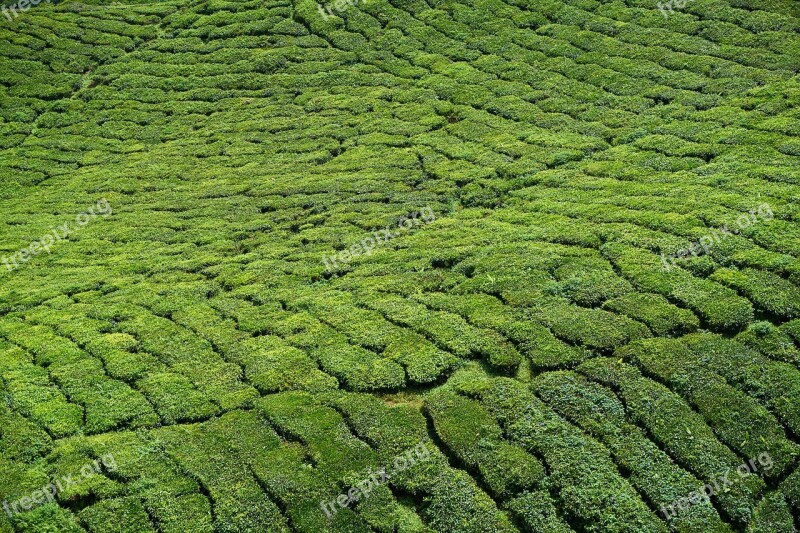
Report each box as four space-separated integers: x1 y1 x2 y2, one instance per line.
1 0 798 528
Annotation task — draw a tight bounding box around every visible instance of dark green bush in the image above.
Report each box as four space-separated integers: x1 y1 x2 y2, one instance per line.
80 497 154 533
452 374 667 532
735 321 800 365
617 338 798 477
533 370 731 532
425 390 544 499
602 292 699 336
745 491 794 533
506 491 574 532
577 357 764 524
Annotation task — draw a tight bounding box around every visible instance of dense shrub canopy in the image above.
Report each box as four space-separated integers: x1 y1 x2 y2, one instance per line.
0 0 799 530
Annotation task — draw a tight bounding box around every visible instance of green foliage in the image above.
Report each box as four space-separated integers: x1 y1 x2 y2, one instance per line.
577 358 765 525
137 373 219 424
531 297 652 350
617 338 799 477
147 494 213 533
360 292 521 370
8 504 83 533
681 332 800 437
152 420 291 533
0 407 51 463
0 339 83 439
324 392 516 532
80 497 155 533
548 258 634 306
506 491 574 533
602 243 755 331
745 491 795 533
735 321 800 364
532 370 731 532
425 390 544 499
1 0 799 528
710 267 800 318
451 373 668 532
602 292 699 336
415 292 589 369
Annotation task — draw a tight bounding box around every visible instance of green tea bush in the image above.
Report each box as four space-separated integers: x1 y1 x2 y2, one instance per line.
681 333 800 436
602 292 699 335
360 292 520 370
779 467 800 515
531 298 652 350
325 392 517 531
602 243 754 331
710 267 800 318
230 336 339 393
153 423 290 533
0 405 51 463
617 338 798 477
457 375 667 532
735 321 800 364
425 390 544 499
783 319 800 344
533 370 731 532
549 257 633 305
195 409 374 532
0 339 83 438
382 332 458 384
577 358 764 524
505 491 574 532
137 372 219 423
745 491 795 533
79 497 154 533
7 504 83 532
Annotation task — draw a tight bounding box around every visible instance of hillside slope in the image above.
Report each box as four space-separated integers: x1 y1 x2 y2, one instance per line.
1 0 800 530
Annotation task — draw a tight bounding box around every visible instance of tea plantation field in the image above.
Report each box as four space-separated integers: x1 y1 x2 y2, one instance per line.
1 0 800 530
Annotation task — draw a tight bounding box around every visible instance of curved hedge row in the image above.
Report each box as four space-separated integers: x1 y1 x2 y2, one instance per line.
532 370 732 532
616 338 799 478
413 292 589 369
681 332 800 436
450 371 668 532
359 292 521 370
735 321 800 365
601 243 755 331
576 357 765 525
709 267 800 319
602 292 700 336
0 318 158 434
319 391 518 532
424 389 545 500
